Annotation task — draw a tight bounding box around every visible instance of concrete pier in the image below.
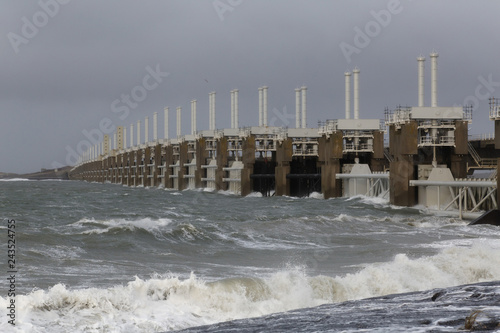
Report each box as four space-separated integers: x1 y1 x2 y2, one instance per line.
69 59 497 218
318 132 343 199
389 120 418 207
275 138 292 196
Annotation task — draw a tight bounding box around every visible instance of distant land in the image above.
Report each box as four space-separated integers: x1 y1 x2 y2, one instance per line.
0 166 72 180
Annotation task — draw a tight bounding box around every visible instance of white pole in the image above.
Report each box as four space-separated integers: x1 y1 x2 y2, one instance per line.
353 68 360 119
208 93 212 131
234 89 239 129
430 52 438 107
258 87 263 126
263 86 268 126
153 112 158 142
417 56 425 107
123 127 127 149
295 88 301 128
130 124 133 147
177 106 181 137
230 90 235 129
345 72 351 119
137 120 141 146
194 100 197 134
164 107 169 140
192 99 197 135
144 116 149 144
211 92 216 130
301 86 307 128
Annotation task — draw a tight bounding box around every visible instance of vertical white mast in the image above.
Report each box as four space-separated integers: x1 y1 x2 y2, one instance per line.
153 112 158 142
417 56 425 107
345 72 351 119
430 52 438 107
301 86 307 128
295 88 301 128
164 107 169 140
353 68 360 119
176 107 181 137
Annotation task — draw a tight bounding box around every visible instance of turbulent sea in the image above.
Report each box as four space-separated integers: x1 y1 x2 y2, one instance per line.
1 179 500 332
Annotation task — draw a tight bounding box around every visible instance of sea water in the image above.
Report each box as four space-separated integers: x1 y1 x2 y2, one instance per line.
0 179 499 332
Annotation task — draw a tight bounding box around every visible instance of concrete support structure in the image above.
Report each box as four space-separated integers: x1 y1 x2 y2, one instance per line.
163 145 173 188
153 144 162 186
389 121 418 207
371 130 386 172
216 137 228 191
143 147 151 186
178 142 188 190
275 138 292 196
195 138 208 188
241 135 256 196
318 132 343 199
451 120 469 179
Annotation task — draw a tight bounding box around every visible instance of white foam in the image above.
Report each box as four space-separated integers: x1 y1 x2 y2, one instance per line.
4 241 500 332
332 213 353 222
332 239 500 302
71 217 172 237
217 190 237 196
308 192 324 199
0 178 30 182
246 192 263 198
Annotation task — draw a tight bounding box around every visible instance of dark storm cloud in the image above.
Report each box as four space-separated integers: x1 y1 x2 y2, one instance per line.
1 0 499 173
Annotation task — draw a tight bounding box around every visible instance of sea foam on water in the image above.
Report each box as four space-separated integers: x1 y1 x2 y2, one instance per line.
2 240 499 333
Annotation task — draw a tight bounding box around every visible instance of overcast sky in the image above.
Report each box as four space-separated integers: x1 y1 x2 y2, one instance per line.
1 0 499 173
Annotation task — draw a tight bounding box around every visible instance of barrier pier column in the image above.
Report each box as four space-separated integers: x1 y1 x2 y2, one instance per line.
153 144 161 187
318 131 343 199
216 137 228 191
450 120 468 178
177 141 188 191
389 121 418 206
163 145 173 189
241 135 256 196
143 147 151 186
195 138 208 188
496 119 500 208
371 130 386 172
275 138 292 196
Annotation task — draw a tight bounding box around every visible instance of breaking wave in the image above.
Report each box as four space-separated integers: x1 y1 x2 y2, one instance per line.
4 241 499 333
